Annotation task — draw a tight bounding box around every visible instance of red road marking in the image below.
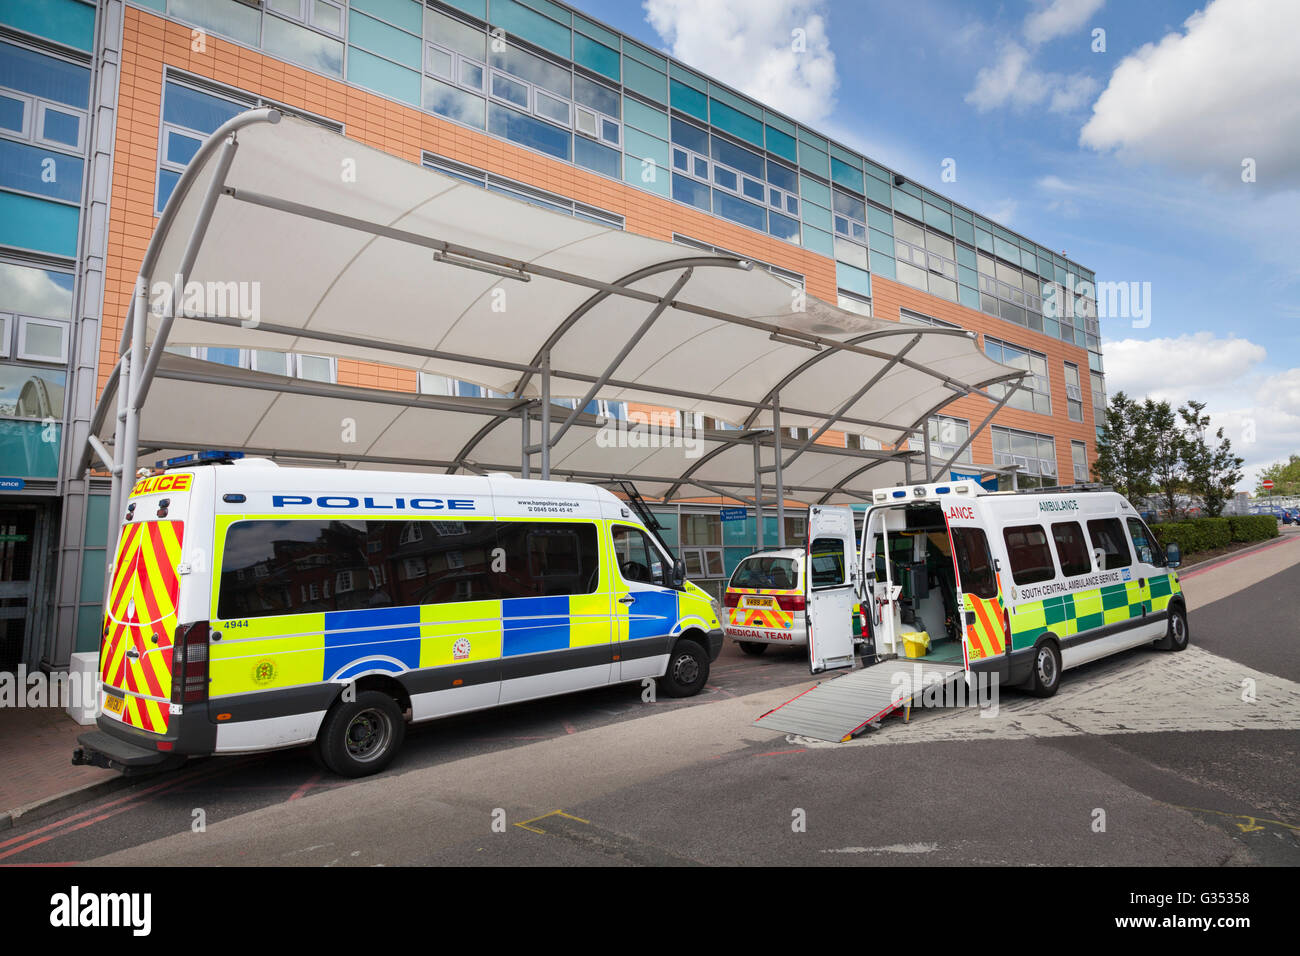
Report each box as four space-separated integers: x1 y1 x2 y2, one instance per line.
757 748 807 756
287 773 321 802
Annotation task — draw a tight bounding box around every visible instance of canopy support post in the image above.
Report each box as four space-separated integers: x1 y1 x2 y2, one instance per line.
520 403 531 479
540 350 551 481
753 436 763 551
923 425 933 482
131 131 241 412
772 393 785 547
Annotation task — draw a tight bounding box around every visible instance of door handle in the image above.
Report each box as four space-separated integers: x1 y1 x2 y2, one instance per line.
619 596 636 605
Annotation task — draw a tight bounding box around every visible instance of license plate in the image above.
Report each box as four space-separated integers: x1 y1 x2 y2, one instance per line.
103 694 124 717
743 596 775 608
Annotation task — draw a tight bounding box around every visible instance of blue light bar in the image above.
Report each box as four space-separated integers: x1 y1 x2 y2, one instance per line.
892 490 907 498
935 486 950 494
155 450 245 469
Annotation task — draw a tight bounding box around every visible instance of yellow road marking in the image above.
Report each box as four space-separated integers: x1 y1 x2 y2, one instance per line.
513 810 591 835
1169 804 1299 834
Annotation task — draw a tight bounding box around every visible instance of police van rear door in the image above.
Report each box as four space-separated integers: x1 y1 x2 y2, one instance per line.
805 505 858 674
100 471 196 734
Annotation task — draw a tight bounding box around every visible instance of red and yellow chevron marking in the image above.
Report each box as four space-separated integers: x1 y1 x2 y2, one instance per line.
726 588 795 630
101 520 185 734
964 591 1006 662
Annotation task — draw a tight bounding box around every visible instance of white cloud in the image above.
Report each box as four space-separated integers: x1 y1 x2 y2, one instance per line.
1103 332 1298 490
1048 73 1099 113
965 1 1103 114
1025 0 1106 45
1080 0 1300 190
643 0 838 124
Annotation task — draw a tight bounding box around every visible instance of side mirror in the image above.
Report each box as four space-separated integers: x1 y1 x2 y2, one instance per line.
671 557 686 588
1165 542 1181 570
1092 547 1106 571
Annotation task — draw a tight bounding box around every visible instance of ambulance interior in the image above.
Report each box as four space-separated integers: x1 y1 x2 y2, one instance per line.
863 503 964 664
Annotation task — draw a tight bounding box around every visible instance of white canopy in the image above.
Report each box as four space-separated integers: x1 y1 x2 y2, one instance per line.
87 108 1023 517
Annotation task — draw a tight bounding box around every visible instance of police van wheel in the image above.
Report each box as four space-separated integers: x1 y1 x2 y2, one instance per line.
316 691 405 778
1028 641 1061 698
659 640 710 697
1158 607 1190 652
738 641 768 656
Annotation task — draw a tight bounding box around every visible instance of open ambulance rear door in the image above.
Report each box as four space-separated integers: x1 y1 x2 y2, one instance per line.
805 505 859 673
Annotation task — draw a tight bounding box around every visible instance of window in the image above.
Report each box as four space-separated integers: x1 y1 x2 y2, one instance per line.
15 316 68 363
671 236 804 287
175 346 337 382
894 216 958 302
157 75 341 212
423 153 624 228
261 2 344 76
899 308 959 329
1090 370 1107 415
808 538 846 588
911 415 970 464
0 41 90 156
1087 518 1132 570
1064 362 1084 422
611 524 668 586
991 425 1057 485
1071 441 1089 482
498 522 601 597
1003 524 1056 585
730 554 796 590
1126 517 1162 567
985 337 1052 416
1051 522 1093 577
951 527 997 599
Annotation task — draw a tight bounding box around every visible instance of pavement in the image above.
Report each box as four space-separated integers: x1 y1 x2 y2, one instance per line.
1 525 1296 848
0 707 119 830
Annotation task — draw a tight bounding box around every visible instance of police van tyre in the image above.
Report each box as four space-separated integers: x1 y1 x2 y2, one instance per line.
1028 640 1061 698
738 641 768 656
314 690 406 777
1158 605 1190 652
659 638 710 697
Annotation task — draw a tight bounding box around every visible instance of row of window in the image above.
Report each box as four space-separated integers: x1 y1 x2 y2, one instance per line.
216 517 666 618
1003 516 1162 588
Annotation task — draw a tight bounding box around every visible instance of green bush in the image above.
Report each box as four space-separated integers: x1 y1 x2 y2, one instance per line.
1227 515 1279 543
1151 515 1277 556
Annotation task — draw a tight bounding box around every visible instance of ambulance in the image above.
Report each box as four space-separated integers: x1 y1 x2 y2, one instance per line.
802 480 1188 694
72 459 723 777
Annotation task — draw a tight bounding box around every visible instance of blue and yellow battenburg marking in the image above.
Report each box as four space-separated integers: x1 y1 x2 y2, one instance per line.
206 516 709 699
1007 573 1181 650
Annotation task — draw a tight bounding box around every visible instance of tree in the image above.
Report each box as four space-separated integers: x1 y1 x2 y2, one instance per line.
1179 400 1244 517
1257 455 1300 497
1092 391 1154 501
1146 399 1188 518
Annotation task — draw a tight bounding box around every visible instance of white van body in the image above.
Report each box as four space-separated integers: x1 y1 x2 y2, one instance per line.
804 480 1188 692
74 459 722 776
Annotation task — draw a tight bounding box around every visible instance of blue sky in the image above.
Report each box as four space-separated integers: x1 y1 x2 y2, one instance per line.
578 0 1300 490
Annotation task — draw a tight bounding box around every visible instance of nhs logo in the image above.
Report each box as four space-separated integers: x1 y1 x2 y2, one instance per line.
1121 568 1132 582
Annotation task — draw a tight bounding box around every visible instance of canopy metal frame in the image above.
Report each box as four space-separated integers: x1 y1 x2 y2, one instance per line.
89 107 1027 584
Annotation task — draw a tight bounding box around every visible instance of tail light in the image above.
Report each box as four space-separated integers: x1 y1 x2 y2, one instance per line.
776 594 806 612
723 591 740 607
173 620 210 704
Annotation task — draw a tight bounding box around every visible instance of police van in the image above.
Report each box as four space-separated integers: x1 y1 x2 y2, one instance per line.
73 459 723 777
802 480 1188 694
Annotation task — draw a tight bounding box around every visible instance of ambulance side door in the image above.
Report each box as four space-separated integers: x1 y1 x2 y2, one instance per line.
806 505 858 674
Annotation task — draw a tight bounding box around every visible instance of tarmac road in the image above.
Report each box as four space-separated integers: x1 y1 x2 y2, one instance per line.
3 536 1296 866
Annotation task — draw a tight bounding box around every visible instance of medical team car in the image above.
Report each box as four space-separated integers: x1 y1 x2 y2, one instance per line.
72 459 723 777
802 480 1188 695
723 546 864 656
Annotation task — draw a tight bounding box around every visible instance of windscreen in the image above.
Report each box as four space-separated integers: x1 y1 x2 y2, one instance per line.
729 555 797 590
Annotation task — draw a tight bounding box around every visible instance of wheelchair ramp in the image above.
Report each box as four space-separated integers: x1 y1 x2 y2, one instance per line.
754 660 965 742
